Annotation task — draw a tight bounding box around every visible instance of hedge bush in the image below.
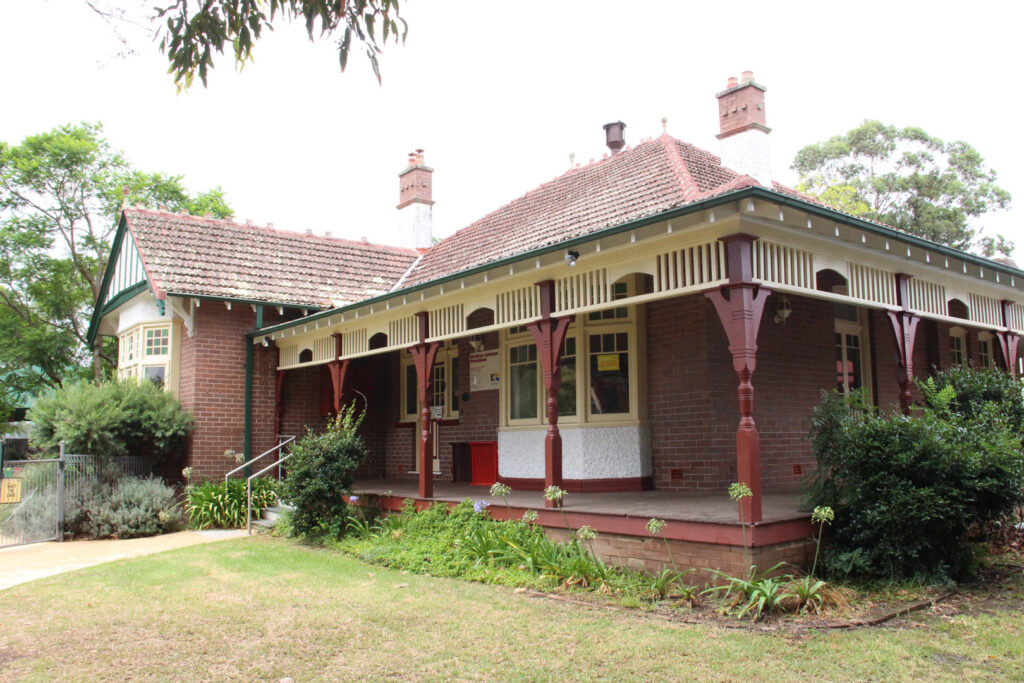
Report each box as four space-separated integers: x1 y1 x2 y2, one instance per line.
280 403 368 540
29 381 192 471
808 369 1024 583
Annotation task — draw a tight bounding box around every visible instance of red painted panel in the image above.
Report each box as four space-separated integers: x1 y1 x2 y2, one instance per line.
469 441 497 486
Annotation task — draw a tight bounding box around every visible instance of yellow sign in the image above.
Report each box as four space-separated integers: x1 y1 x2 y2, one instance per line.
597 354 620 372
0 478 21 504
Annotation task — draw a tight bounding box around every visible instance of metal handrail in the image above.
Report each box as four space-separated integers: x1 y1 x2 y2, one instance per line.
246 447 297 535
224 435 295 489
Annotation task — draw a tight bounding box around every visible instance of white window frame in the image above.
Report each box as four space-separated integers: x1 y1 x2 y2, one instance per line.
835 311 872 401
399 341 460 422
977 331 994 369
118 322 173 389
499 277 643 430
950 326 967 367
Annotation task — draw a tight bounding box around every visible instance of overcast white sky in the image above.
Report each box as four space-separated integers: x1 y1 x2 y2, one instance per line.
2 0 1022 256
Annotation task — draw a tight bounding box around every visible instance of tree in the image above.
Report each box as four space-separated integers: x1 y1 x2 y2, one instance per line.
154 0 407 88
0 122 232 394
792 120 1012 256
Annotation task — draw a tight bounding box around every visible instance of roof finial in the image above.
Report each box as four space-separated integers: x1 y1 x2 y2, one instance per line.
121 186 130 210
569 152 575 168
661 117 668 135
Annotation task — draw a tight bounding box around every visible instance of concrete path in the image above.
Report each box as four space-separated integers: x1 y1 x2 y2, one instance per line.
0 529 249 591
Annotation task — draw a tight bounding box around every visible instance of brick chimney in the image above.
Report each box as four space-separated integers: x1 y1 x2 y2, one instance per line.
715 71 772 187
397 149 434 249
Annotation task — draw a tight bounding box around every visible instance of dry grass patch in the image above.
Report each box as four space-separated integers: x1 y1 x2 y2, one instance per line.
0 537 1021 681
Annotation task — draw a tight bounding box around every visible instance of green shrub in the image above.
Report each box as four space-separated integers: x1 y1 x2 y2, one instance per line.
808 378 1024 583
29 381 192 471
77 477 184 538
280 404 368 540
186 478 279 529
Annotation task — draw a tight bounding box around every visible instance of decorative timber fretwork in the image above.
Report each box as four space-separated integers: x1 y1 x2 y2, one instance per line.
848 263 898 307
705 233 770 525
342 328 368 356
887 273 920 415
496 285 540 325
752 240 814 290
428 303 466 339
997 300 1022 378
969 293 1002 327
389 315 419 348
906 279 946 318
553 268 610 315
409 312 441 499
525 280 574 507
654 240 726 293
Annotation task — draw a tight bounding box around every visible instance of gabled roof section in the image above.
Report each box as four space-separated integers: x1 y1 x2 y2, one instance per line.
404 134 762 287
123 209 419 308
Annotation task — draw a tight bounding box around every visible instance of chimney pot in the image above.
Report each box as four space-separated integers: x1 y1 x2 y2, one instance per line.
603 121 626 155
741 70 754 84
727 76 738 88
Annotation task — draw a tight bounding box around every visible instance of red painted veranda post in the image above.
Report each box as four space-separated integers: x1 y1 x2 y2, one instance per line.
705 234 770 524
887 273 920 415
526 280 574 508
409 312 441 499
997 300 1022 377
327 332 350 413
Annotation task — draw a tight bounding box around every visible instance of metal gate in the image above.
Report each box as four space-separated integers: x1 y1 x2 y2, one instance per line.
0 443 65 549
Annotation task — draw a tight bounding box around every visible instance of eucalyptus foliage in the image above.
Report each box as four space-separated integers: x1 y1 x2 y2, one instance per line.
807 371 1024 582
156 0 407 88
792 120 1012 256
280 403 369 540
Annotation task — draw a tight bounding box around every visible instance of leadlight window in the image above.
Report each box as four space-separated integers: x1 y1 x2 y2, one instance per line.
404 364 418 416
450 357 460 412
509 343 538 420
145 327 169 356
589 332 629 414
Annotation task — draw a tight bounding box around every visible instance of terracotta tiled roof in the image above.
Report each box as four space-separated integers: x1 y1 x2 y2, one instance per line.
123 209 419 308
404 134 779 287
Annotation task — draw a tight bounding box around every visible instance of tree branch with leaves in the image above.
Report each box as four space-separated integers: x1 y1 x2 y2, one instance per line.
792 120 1013 257
155 0 407 88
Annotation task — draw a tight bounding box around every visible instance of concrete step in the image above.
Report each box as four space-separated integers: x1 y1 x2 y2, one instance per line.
260 504 294 524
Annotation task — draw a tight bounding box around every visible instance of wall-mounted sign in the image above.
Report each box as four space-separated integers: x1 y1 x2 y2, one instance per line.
469 350 500 391
597 354 620 372
0 478 21 504
430 405 445 420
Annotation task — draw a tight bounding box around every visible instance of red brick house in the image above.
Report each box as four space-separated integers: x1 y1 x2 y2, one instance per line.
87 74 1024 573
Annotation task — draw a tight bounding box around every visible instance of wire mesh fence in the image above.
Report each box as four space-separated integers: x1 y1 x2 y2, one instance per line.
0 447 151 549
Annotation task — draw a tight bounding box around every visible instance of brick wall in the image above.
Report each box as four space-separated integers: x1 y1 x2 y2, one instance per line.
646 292 832 493
546 527 813 583
177 304 279 481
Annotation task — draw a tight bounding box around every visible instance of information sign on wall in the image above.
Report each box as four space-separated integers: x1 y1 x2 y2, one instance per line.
469 350 500 391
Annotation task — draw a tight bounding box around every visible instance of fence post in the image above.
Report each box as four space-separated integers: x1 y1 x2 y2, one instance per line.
57 441 66 542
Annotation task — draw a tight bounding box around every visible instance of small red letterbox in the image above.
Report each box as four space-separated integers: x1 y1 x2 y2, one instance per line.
468 441 497 486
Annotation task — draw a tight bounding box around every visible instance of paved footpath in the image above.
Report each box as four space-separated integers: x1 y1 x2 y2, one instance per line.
0 529 249 591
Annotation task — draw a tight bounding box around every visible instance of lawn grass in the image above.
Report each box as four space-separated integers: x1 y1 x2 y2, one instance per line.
0 536 1021 681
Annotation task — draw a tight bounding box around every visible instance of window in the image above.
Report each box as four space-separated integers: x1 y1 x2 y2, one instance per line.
501 278 640 428
557 337 576 417
118 323 174 391
145 327 169 356
978 332 994 369
509 343 538 420
835 330 863 394
589 332 630 415
400 344 460 422
950 327 967 367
